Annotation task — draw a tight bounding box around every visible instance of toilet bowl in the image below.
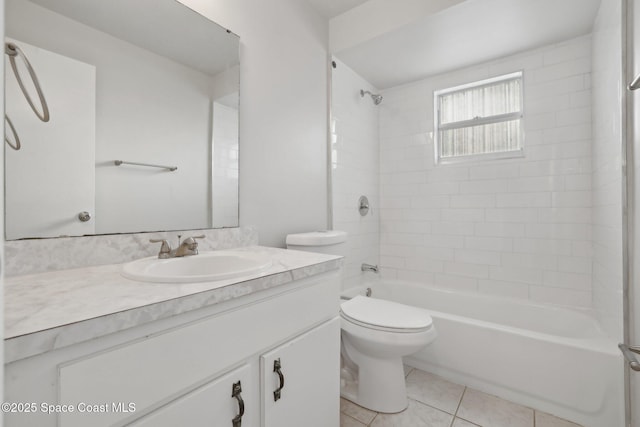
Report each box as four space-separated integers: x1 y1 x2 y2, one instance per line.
339 295 437 413
284 230 436 413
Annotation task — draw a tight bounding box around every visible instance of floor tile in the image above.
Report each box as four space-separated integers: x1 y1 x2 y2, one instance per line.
405 369 465 414
370 399 453 427
452 418 480 427
341 412 368 427
535 410 582 427
457 388 534 427
341 398 377 425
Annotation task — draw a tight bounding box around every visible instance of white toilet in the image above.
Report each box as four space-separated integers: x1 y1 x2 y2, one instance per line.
286 230 437 413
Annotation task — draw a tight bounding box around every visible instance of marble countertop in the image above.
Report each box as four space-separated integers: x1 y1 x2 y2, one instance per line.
4 246 342 363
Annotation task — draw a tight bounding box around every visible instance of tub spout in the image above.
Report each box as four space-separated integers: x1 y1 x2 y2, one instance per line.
361 263 379 273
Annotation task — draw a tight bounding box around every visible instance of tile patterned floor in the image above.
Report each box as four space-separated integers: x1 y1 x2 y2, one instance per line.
340 367 583 427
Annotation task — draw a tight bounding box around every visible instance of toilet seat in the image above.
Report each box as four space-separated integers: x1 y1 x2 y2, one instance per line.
340 296 433 333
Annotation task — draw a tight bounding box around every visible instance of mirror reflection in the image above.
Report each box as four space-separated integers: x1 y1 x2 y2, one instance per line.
4 0 240 240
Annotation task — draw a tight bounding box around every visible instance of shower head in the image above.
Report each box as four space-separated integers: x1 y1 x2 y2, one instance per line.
360 89 383 105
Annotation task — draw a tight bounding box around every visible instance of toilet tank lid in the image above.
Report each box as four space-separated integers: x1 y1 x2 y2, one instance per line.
286 230 347 246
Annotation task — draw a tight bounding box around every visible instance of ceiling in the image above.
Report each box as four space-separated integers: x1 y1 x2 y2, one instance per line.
29 0 239 76
304 0 369 18
327 0 602 89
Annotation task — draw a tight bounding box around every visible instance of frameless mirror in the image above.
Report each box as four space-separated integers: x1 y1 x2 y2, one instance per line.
4 0 240 240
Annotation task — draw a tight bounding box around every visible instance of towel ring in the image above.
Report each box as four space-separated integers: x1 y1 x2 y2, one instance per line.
4 114 21 151
5 42 50 122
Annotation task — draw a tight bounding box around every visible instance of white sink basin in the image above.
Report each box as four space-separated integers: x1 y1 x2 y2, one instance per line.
122 250 272 283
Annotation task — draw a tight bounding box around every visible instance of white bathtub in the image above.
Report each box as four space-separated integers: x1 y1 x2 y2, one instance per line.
342 280 624 427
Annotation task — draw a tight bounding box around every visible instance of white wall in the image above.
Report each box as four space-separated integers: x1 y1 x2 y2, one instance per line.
591 0 624 341
379 36 594 308
331 58 379 287
179 0 329 247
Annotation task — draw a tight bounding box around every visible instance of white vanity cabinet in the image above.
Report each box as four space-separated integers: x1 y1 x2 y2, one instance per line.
128 363 254 427
4 270 341 427
261 318 340 427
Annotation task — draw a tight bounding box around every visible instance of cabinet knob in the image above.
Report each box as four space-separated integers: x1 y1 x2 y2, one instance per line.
231 381 244 427
273 358 285 402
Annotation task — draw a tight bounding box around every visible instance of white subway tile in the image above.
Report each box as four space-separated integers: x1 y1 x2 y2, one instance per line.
569 90 591 108
444 261 490 279
426 167 470 182
484 208 539 223
489 265 542 285
396 269 435 283
572 240 593 257
404 208 441 221
405 257 445 273
423 235 465 249
556 107 591 127
391 171 427 185
380 244 416 258
465 236 513 252
542 270 591 291
558 256 592 274
501 253 558 270
474 222 526 238
538 207 591 224
551 191 592 207
513 238 572 255
440 208 485 222
565 174 592 190
527 222 584 242
460 179 508 194
542 36 591 65
469 163 519 180
412 195 451 209
478 279 530 299
496 192 551 208
531 57 591 83
518 159 591 177
416 246 455 261
507 176 565 192
455 249 501 265
380 255 406 269
434 274 478 292
383 233 425 246
450 194 496 208
431 222 476 236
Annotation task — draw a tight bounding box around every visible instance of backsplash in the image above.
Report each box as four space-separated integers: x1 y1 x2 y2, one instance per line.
4 226 258 277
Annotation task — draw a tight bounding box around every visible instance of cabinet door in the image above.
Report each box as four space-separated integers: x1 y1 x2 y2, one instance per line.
260 317 340 427
127 363 254 427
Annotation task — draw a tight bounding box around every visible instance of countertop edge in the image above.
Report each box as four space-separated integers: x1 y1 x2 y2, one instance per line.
5 253 342 363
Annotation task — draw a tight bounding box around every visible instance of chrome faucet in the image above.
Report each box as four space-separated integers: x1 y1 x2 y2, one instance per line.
361 263 379 273
150 235 205 259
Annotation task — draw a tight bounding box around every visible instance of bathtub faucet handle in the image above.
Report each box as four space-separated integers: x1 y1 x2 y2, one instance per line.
361 263 379 273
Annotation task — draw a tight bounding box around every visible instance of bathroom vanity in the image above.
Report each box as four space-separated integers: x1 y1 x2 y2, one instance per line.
4 246 342 427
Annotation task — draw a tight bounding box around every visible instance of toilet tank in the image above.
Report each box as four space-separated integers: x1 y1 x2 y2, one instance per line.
285 230 347 256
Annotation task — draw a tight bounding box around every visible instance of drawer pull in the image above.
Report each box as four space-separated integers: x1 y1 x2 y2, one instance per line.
231 381 244 427
273 358 285 401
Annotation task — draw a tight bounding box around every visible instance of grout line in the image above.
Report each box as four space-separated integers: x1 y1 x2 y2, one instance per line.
368 412 379 426
453 386 467 417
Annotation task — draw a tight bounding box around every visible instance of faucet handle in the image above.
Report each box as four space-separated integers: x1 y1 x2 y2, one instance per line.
149 239 171 258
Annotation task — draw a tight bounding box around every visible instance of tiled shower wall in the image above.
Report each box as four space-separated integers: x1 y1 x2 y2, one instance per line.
591 0 623 340
378 36 594 308
331 58 380 288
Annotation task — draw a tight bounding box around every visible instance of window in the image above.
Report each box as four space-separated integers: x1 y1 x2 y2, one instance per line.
434 71 524 164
